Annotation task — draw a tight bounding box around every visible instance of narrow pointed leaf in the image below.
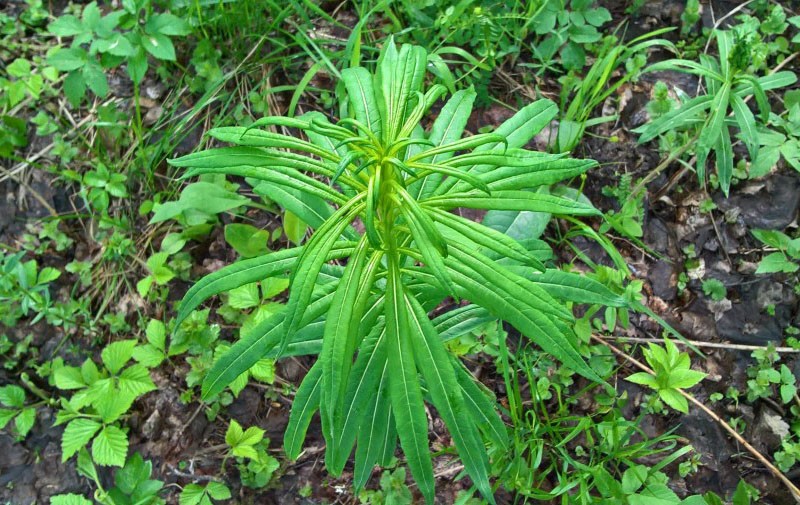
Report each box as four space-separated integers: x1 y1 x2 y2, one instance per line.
429 207 545 270
354 366 392 491
531 270 627 306
424 191 600 216
320 237 372 447
405 294 494 503
385 256 434 504
284 361 323 460
209 127 339 161
453 358 508 449
176 243 353 327
280 197 366 356
412 88 477 199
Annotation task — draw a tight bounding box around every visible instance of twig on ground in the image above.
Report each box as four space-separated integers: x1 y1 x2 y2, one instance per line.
168 464 223 482
0 164 57 216
605 335 800 353
593 334 800 502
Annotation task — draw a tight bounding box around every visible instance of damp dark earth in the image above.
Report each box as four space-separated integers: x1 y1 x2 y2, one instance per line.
1 0 800 504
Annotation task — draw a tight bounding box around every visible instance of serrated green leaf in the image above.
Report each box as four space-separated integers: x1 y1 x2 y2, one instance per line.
118 364 156 397
179 484 206 505
54 365 86 390
62 418 102 462
228 283 261 309
667 369 706 389
14 407 35 438
626 372 659 388
756 252 798 274
0 385 25 408
47 48 87 71
0 409 15 429
659 388 689 413
206 481 231 500
48 15 84 36
102 340 137 375
50 494 94 505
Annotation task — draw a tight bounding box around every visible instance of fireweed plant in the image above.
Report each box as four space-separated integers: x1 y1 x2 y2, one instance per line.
168 40 625 502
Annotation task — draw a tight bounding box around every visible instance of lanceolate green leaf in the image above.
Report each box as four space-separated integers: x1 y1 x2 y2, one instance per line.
319 237 373 446
301 111 351 159
440 253 601 383
395 186 455 297
411 88 477 199
342 67 382 136
176 243 353 327
201 281 336 399
280 197 366 356
429 207 546 270
698 81 731 150
353 365 392 492
531 270 626 306
445 244 572 322
424 191 601 216
182 164 349 205
169 147 347 184
284 361 322 460
375 41 427 144
385 256 434 504
434 99 558 196
715 124 734 196
433 304 494 342
453 358 508 450
730 94 758 161
633 95 713 143
466 157 596 192
405 294 494 503
209 127 339 162
329 321 388 474
253 182 343 235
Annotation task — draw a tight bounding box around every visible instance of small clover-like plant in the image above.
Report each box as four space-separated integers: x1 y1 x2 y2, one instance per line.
168 39 626 502
752 229 800 274
47 1 191 105
53 340 156 466
179 482 231 505
626 338 706 413
224 420 280 489
0 384 37 440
